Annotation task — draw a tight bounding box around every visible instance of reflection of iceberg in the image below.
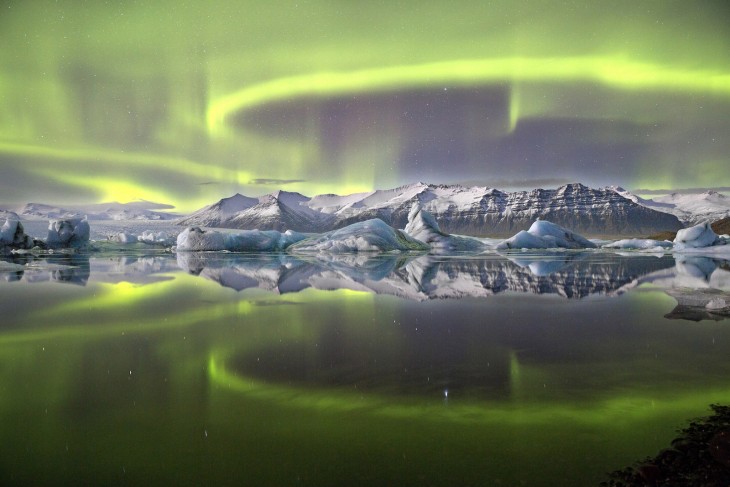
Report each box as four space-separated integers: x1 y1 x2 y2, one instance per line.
664 288 730 321
176 253 676 300
635 256 730 320
12 255 91 285
0 254 182 286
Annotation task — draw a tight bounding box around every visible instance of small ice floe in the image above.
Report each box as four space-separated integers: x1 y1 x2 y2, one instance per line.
111 230 176 247
602 239 673 251
495 220 597 250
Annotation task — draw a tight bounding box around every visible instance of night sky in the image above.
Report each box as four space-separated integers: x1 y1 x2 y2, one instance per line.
1 1 729 212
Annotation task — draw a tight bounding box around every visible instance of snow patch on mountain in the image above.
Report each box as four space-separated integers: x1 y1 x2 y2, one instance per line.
609 187 730 225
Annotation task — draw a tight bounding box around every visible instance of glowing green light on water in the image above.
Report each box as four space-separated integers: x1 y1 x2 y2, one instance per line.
207 57 730 134
44 280 181 314
207 352 730 426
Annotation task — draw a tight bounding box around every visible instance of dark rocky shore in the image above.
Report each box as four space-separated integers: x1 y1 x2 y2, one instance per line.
602 404 730 486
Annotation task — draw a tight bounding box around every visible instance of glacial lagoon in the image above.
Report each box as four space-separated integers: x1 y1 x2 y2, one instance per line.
1 250 729 486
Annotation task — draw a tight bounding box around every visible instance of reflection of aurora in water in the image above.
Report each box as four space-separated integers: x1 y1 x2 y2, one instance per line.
1 251 730 485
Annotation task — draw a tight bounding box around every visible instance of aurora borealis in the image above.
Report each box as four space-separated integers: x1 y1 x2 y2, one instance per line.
1 1 729 212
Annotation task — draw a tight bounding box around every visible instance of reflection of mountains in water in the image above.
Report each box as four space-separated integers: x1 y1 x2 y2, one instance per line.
176 252 678 300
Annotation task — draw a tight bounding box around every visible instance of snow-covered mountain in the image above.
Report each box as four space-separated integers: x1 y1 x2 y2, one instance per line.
18 201 179 221
180 190 335 232
609 187 730 225
183 183 682 236
176 193 258 227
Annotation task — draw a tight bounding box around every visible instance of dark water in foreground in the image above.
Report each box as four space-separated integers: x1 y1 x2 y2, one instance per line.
0 251 729 486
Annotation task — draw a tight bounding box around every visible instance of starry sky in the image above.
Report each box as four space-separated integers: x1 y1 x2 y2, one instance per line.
1 0 729 212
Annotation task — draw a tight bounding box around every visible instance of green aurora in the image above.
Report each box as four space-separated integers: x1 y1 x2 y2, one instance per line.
1 0 729 212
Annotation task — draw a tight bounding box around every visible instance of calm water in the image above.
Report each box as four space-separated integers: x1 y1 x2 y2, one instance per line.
1 250 729 486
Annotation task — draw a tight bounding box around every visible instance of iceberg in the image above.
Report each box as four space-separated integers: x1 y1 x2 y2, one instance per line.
603 239 673 251
0 214 33 251
288 218 429 253
404 204 485 252
175 227 306 252
673 221 724 249
496 220 597 250
111 230 177 246
46 217 90 249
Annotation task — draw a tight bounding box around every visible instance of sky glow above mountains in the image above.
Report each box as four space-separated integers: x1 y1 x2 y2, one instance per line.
1 0 729 212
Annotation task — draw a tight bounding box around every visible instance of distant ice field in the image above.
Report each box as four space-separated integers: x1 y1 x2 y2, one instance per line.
20 219 181 241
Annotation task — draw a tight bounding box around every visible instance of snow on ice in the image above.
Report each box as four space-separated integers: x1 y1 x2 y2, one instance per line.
46 217 90 249
288 219 429 253
176 226 306 252
495 220 597 250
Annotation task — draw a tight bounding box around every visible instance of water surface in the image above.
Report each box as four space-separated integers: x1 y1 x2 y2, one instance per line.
1 251 729 486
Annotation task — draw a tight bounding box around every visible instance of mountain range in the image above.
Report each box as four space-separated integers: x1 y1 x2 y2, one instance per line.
179 183 687 236
610 187 730 225
6 201 180 221
6 183 727 237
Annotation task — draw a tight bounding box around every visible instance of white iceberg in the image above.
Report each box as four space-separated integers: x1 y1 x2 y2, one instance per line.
46 217 90 249
603 239 673 251
0 214 33 250
404 204 485 252
673 221 724 249
495 220 597 250
138 230 176 246
111 230 177 246
113 232 140 244
288 219 429 253
176 227 306 252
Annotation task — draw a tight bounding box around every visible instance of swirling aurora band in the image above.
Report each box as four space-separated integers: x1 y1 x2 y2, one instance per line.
206 56 730 134
1 0 729 209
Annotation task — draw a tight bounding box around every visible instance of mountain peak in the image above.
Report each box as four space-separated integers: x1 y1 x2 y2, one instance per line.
557 182 589 191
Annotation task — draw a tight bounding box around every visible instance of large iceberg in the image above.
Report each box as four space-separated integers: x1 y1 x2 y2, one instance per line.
496 220 597 250
288 218 429 253
404 204 485 252
176 226 306 252
46 217 90 249
0 213 33 249
673 221 724 249
0 214 34 251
